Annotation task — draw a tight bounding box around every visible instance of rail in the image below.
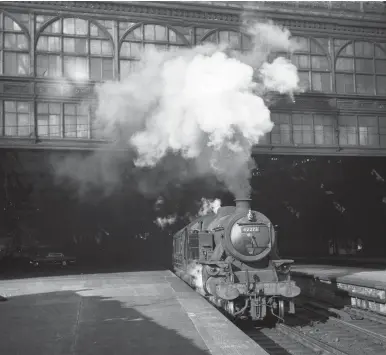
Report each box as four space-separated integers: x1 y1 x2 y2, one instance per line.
244 297 386 355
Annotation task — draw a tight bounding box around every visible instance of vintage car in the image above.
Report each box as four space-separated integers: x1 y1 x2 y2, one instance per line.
30 249 76 267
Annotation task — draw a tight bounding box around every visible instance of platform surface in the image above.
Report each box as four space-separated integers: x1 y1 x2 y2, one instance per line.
0 270 267 355
292 264 386 290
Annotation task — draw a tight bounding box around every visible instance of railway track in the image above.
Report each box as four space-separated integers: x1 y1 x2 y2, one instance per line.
343 306 386 327
243 298 386 355
247 325 321 355
300 298 386 339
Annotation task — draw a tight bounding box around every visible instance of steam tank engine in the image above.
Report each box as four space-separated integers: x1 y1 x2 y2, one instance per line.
172 198 300 321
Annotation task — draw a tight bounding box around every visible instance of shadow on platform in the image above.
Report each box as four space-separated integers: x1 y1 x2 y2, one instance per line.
0 259 171 281
0 290 210 355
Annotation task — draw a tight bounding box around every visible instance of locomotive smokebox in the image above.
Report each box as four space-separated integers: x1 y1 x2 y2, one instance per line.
234 198 252 213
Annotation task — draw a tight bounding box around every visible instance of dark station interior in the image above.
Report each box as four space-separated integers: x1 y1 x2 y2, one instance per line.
1 149 386 276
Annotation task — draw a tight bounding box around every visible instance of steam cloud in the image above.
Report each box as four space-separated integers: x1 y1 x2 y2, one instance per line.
154 196 165 211
154 215 177 229
57 20 300 199
187 261 205 295
198 198 222 216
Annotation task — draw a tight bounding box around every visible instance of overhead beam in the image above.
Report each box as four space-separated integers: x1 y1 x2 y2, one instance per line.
252 146 386 157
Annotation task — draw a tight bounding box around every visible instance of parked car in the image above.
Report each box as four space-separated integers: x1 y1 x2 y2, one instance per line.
30 249 76 267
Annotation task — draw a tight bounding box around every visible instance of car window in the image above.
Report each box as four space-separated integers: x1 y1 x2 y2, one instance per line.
48 253 64 257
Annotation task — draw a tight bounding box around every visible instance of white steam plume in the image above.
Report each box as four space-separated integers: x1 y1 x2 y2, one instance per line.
60 20 299 199
260 57 300 95
187 261 205 295
198 198 222 216
154 196 165 211
154 215 177 229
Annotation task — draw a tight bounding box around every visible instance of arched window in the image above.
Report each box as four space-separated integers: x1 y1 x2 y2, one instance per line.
291 36 331 92
335 40 386 95
0 12 30 75
119 24 187 79
201 29 252 51
36 18 114 81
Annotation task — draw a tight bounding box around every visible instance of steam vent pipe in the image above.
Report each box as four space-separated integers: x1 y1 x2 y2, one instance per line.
234 198 252 213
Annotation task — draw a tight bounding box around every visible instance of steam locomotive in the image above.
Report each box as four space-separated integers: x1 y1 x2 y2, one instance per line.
172 198 301 321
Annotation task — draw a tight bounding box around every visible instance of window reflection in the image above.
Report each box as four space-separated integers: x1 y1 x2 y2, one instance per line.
0 13 30 75
314 115 334 145
64 103 89 138
270 113 292 145
291 36 331 92
1 101 32 136
262 113 385 148
259 113 336 147
36 17 114 81
35 102 90 139
293 113 313 145
335 40 386 95
358 116 379 146
119 24 187 79
380 117 386 148
37 103 62 137
201 30 251 51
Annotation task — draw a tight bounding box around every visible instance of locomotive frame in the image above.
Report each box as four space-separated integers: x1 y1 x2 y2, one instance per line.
172 198 301 321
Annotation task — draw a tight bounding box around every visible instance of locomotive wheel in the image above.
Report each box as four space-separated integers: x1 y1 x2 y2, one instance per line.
278 300 285 319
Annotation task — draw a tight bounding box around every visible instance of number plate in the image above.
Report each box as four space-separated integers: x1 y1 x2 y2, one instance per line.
241 226 260 233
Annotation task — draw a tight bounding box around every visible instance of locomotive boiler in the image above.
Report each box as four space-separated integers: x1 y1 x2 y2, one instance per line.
172 198 301 321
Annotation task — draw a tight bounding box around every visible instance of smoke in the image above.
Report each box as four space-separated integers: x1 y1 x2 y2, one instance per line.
198 198 222 216
260 57 300 95
56 19 299 199
51 150 133 198
236 20 299 72
187 261 205 295
154 215 177 229
154 196 165 211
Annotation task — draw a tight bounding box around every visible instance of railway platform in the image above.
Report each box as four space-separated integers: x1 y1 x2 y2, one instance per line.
291 256 386 267
0 270 268 355
291 264 386 315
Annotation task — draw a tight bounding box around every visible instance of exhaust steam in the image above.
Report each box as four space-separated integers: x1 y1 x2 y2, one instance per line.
54 20 300 199
198 198 222 216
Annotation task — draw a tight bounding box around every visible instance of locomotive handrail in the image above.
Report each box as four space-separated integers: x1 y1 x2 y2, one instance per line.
268 223 272 249
237 222 267 226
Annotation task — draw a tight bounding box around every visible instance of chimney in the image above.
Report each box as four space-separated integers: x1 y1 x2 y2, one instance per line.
234 198 251 213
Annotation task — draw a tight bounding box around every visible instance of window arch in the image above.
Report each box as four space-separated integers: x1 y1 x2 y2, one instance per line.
335 40 386 95
0 12 30 76
119 24 188 79
36 17 114 81
291 36 331 92
201 29 252 51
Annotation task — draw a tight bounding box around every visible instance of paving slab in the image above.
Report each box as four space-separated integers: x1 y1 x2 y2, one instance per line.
0 270 268 355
